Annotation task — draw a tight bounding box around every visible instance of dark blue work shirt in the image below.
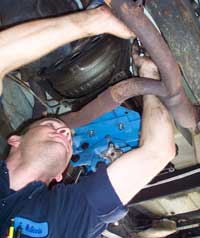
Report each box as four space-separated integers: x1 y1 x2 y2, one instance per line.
0 160 127 237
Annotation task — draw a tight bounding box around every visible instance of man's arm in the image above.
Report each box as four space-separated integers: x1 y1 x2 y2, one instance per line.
107 57 176 205
0 6 134 94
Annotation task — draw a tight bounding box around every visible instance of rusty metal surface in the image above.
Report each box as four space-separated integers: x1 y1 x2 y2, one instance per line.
111 77 167 102
60 77 166 128
146 0 200 104
60 87 120 128
60 75 191 129
108 0 198 129
61 0 199 130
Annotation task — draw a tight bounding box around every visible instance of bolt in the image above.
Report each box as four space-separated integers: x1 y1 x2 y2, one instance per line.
88 130 95 137
118 123 124 130
109 143 114 148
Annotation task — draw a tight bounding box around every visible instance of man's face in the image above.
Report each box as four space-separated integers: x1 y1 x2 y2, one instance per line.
18 118 73 175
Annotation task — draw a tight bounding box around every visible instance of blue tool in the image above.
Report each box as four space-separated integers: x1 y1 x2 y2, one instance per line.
71 106 141 173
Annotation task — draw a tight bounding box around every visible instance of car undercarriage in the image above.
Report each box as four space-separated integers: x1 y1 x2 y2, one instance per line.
1 0 200 237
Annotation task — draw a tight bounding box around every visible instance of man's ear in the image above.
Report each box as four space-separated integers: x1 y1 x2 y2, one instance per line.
54 174 63 183
7 135 21 148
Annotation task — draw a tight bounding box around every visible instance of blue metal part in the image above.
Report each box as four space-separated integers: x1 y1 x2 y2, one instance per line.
72 106 141 172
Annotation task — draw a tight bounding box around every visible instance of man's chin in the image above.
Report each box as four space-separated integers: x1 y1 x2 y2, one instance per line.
51 137 71 153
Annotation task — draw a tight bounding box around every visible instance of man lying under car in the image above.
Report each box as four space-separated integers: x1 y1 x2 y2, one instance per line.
0 5 175 238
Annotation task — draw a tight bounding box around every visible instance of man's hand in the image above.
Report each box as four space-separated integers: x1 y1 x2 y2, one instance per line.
0 5 135 96
133 52 160 79
96 6 135 39
107 52 175 206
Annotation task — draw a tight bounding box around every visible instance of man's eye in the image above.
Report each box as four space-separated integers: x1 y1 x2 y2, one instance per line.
41 120 63 129
46 123 55 128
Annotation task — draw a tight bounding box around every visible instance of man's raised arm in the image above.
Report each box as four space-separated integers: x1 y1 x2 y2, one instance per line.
107 57 176 205
0 6 134 94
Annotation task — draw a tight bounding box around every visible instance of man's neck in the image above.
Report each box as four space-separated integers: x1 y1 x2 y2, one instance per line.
6 157 48 191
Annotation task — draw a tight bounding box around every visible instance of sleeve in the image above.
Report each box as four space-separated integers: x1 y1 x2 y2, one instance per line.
78 164 128 223
48 165 128 237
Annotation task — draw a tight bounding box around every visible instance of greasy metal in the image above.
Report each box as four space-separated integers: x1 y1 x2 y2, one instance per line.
60 77 165 128
60 88 120 128
146 0 200 104
61 0 199 129
46 35 131 101
130 164 200 204
0 0 78 29
103 143 123 162
111 77 168 102
108 0 198 129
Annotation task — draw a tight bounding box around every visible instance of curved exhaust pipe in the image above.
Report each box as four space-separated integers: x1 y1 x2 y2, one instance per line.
60 0 199 130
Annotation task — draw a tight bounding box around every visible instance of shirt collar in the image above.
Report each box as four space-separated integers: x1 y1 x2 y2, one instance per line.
0 160 46 200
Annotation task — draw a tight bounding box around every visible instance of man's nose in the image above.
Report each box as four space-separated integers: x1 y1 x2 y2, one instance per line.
56 127 71 140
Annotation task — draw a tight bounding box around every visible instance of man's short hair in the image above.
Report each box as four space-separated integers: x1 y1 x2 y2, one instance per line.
15 115 64 136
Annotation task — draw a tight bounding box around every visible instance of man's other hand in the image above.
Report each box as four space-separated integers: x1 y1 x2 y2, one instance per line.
133 51 160 80
95 6 135 39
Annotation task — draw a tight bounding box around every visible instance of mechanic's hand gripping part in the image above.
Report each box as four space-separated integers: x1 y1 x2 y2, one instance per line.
107 54 176 205
0 5 135 96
